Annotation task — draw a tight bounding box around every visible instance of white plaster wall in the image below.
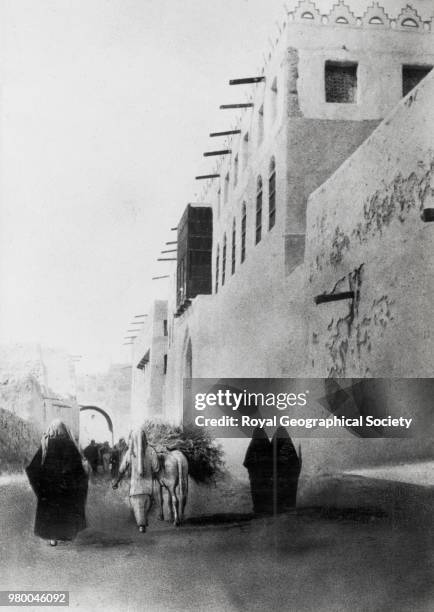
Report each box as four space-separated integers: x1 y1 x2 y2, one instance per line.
130 300 167 426
292 22 434 120
162 7 434 482
306 68 434 378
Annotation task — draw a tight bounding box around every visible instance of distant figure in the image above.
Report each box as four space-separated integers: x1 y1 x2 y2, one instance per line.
118 438 127 461
112 426 159 532
109 444 120 479
83 440 99 474
109 439 127 478
100 441 111 474
271 426 302 512
25 419 88 547
243 426 273 515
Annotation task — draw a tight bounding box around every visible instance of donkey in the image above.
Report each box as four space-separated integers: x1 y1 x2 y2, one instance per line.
153 450 189 526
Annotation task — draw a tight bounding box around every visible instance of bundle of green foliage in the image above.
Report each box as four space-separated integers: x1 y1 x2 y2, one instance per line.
143 420 225 484
0 407 41 474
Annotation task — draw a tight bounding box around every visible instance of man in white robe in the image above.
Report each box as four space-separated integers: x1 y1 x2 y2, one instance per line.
112 426 159 532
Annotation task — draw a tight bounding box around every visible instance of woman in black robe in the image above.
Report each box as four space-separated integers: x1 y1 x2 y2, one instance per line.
243 426 273 515
271 426 301 513
26 419 88 546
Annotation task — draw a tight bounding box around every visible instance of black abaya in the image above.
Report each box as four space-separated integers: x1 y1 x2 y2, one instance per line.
26 437 88 541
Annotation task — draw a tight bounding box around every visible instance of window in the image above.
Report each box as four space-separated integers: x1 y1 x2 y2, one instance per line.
369 16 383 24
335 16 349 24
224 173 230 203
270 77 278 122
163 319 168 336
257 105 264 145
217 187 221 219
233 154 239 187
215 244 220 293
242 132 249 169
231 218 236 275
222 234 227 285
178 258 185 304
255 176 263 245
163 354 167 374
402 65 432 97
325 61 358 103
137 349 150 370
269 157 276 230
241 203 247 263
301 11 314 19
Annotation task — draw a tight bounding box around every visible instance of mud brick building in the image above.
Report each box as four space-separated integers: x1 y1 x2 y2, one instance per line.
129 0 434 478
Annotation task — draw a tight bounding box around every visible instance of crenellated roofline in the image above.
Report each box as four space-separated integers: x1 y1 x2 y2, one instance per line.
288 1 431 32
195 1 434 204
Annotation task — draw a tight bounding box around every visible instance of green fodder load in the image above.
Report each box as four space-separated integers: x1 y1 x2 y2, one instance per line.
143 420 225 484
0 407 41 474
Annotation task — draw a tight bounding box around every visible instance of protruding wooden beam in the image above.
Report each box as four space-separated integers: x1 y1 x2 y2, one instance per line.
210 130 241 137
166 241 177 245
157 258 177 261
315 291 355 305
195 174 220 180
220 103 254 109
229 77 265 85
421 208 434 222
203 150 231 157
170 227 177 231
152 275 170 280
134 314 148 318
161 249 177 253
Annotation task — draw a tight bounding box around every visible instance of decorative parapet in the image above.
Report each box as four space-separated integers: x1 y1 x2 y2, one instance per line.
327 0 358 27
198 0 433 207
291 0 322 24
396 4 425 31
362 2 391 28
288 1 431 32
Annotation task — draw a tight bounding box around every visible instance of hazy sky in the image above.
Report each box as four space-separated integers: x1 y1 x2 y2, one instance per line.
0 0 432 373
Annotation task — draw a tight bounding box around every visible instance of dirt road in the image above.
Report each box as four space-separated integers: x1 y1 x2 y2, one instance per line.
0 474 432 612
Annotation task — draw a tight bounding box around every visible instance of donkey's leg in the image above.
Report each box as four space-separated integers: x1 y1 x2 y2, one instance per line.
169 485 180 526
158 483 164 521
180 478 188 522
166 488 174 522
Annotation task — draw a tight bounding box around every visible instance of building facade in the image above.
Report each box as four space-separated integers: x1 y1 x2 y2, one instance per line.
130 0 434 477
130 301 168 426
77 363 132 443
0 343 80 433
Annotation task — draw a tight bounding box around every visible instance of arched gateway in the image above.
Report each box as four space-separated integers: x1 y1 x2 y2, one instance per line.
79 405 114 445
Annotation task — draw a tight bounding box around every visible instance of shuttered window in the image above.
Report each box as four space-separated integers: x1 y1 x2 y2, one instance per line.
241 203 247 263
402 65 432 97
325 61 357 103
222 234 227 286
231 218 236 275
215 244 220 293
269 157 276 230
255 176 263 245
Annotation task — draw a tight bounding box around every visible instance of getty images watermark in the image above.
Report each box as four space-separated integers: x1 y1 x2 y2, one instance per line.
182 378 429 438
